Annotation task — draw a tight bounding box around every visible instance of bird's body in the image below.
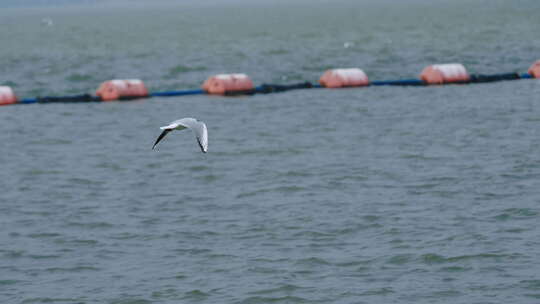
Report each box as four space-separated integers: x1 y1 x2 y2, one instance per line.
152 117 208 153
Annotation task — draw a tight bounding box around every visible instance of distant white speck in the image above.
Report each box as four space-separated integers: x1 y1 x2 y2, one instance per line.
41 18 53 27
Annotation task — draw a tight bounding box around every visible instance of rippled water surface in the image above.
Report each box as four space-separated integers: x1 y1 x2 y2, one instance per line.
1 1 540 303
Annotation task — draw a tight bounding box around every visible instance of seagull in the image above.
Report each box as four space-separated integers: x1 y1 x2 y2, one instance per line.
152 118 208 153
343 41 354 48
41 18 54 27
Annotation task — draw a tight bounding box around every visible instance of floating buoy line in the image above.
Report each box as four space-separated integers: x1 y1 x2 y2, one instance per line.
1 60 539 106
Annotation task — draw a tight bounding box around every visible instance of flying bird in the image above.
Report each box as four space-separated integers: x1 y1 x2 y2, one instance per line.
41 18 54 27
152 118 208 153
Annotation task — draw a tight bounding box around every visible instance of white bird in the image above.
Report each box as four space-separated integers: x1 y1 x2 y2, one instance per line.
152 118 208 153
343 41 354 48
41 18 54 27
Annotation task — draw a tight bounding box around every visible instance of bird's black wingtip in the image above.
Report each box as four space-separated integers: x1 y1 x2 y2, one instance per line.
152 129 171 151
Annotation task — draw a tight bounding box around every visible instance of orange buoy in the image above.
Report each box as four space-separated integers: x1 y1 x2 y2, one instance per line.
96 79 149 101
202 74 254 95
0 86 17 106
420 63 470 85
319 68 369 88
528 60 540 78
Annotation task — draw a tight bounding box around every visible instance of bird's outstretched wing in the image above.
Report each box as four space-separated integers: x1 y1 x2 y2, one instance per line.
152 129 172 149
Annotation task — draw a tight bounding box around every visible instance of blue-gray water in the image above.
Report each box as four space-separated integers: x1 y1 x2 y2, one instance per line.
1 1 540 303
